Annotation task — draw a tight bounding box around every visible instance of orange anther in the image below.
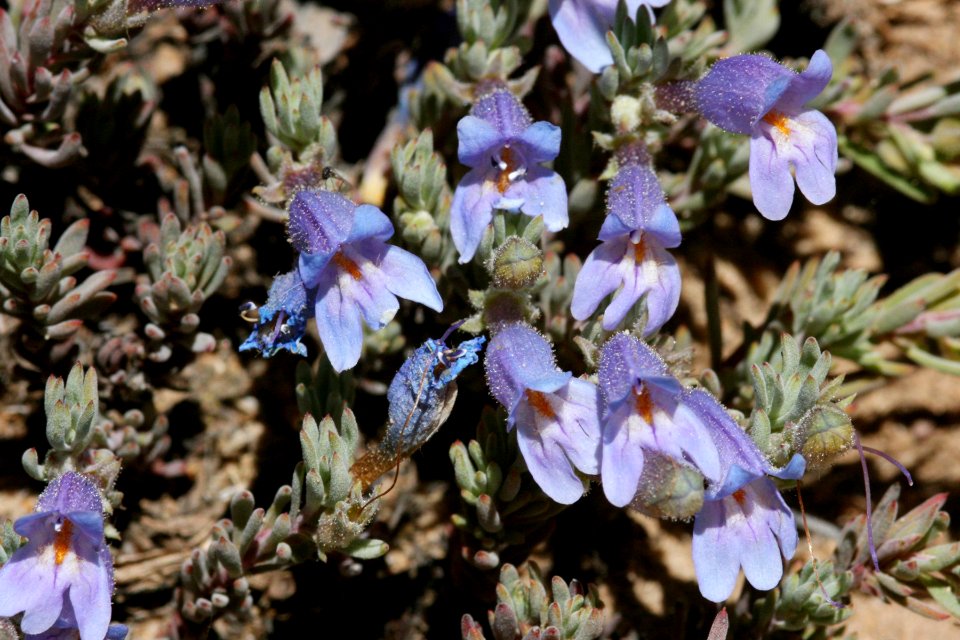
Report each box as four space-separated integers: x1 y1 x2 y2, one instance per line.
762 110 791 137
632 236 646 265
332 251 363 281
634 387 654 424
54 518 73 565
496 147 517 194
525 390 556 419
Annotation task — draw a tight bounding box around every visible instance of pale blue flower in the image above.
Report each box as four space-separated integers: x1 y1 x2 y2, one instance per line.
683 388 806 602
571 155 681 334
485 324 600 504
451 88 567 263
693 50 837 220
0 473 114 640
548 0 671 72
597 334 720 507
287 190 443 372
692 476 798 602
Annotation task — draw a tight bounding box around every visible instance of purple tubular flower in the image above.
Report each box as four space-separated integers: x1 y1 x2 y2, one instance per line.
684 389 806 602
571 160 681 333
692 50 837 220
692 476 798 602
0 473 114 640
683 389 805 498
451 89 568 263
485 324 601 504
290 190 443 372
597 334 720 507
548 0 671 72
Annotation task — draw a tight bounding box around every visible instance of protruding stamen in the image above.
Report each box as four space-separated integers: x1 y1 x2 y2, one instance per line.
861 444 914 486
854 432 881 572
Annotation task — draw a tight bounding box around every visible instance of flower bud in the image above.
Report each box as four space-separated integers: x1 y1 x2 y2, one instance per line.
492 236 542 290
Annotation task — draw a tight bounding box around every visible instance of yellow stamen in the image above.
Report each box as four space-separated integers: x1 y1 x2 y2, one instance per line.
54 518 73 565
732 489 747 506
762 110 791 137
332 251 362 281
525 390 556 419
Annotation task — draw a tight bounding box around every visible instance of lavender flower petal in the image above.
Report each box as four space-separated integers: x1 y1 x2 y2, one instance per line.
450 168 500 264
600 400 647 507
504 165 569 231
485 324 571 412
693 477 797 602
314 268 365 372
748 134 795 220
547 0 669 73
288 190 353 255
570 237 627 322
693 55 793 134
777 50 833 113
516 121 562 165
457 116 502 168
378 245 444 312
788 110 839 205
347 204 395 244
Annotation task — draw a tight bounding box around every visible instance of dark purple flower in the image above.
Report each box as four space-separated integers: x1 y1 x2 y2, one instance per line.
597 334 720 507
571 158 681 333
548 0 671 72
0 473 114 640
693 50 837 220
288 190 443 372
485 324 600 504
451 88 568 263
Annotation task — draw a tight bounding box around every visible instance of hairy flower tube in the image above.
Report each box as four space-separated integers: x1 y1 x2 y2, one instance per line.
597 334 720 507
548 0 671 72
484 323 600 504
451 87 568 263
0 472 116 640
284 189 443 372
571 153 681 333
692 50 837 220
684 389 806 602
